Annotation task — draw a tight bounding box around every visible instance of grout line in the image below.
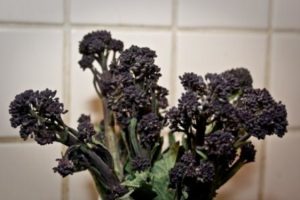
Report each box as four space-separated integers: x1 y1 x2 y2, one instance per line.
62 1 72 125
264 4 273 90
62 0 71 200
273 28 300 33
170 0 179 106
0 21 63 29
0 136 34 143
1 20 300 34
178 26 269 33
259 1 274 200
71 22 171 31
287 126 300 131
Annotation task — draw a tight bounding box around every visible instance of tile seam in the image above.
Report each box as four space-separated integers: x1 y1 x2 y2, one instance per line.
170 0 178 106
258 1 274 200
0 21 300 34
0 137 34 143
62 0 71 200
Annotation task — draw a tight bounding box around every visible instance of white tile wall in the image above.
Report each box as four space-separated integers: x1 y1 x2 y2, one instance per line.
264 132 300 200
273 0 300 29
0 143 62 200
69 171 98 200
270 33 300 127
70 29 172 126
176 31 267 99
178 0 269 28
0 0 63 23
70 0 172 26
0 28 63 135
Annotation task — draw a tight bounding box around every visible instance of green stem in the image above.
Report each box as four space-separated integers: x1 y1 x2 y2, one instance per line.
234 132 251 148
151 89 157 115
80 145 120 186
93 76 103 99
100 52 108 71
120 130 131 158
129 118 142 156
103 100 122 178
89 168 106 199
195 116 206 146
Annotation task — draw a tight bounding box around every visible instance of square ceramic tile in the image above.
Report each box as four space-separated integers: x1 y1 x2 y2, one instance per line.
0 143 62 200
176 31 267 101
69 171 98 200
70 0 172 26
270 33 300 127
70 29 172 126
0 0 63 23
263 131 300 200
273 0 300 29
216 138 262 200
178 0 269 28
0 28 63 135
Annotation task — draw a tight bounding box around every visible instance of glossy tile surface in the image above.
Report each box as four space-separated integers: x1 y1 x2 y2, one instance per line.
176 31 267 99
273 0 300 29
178 0 269 28
0 0 63 23
0 28 63 135
0 143 62 200
71 0 172 26
270 33 300 127
69 171 98 200
264 132 300 199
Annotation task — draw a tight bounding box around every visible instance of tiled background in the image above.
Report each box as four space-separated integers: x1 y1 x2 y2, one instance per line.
0 0 299 200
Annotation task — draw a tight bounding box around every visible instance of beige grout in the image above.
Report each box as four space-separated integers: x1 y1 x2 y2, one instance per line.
178 26 269 33
169 0 179 106
258 1 274 200
287 126 300 131
61 0 71 200
71 22 172 31
1 20 300 35
273 28 300 33
264 4 273 91
0 136 34 143
0 20 63 27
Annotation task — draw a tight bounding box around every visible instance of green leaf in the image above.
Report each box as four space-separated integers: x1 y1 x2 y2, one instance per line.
124 158 134 175
151 143 180 200
116 190 135 200
195 148 208 160
205 123 215 134
182 190 188 199
130 183 157 200
122 171 157 200
122 171 151 188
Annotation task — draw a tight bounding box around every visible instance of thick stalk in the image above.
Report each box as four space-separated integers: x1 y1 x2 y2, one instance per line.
103 99 122 178
89 168 106 200
80 145 121 188
195 116 206 146
129 118 142 157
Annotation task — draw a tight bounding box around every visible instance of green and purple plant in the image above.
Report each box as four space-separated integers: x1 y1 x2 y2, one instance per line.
9 30 288 200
